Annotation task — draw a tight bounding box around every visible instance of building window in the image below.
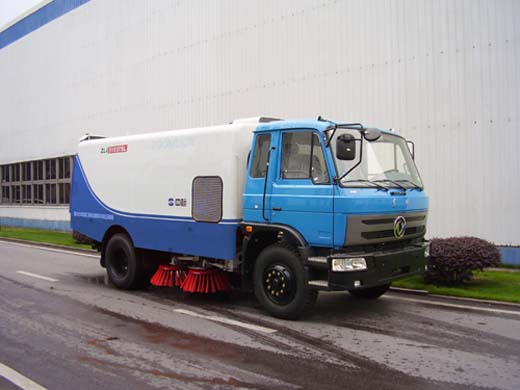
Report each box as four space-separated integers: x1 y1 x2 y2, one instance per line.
34 161 43 181
1 186 9 203
0 156 73 206
59 183 70 204
12 164 20 182
45 184 57 204
13 185 21 204
22 185 32 203
1 165 10 183
22 162 31 181
58 157 70 179
45 159 56 180
33 184 44 204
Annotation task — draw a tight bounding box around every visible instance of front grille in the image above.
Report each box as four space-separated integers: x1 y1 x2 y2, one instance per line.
345 211 427 246
361 225 426 239
362 215 425 225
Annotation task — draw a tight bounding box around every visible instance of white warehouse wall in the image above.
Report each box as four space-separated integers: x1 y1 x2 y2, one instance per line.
0 0 519 245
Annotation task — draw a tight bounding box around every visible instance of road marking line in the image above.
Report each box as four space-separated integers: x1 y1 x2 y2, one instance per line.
16 271 59 283
385 295 520 316
0 362 48 390
0 241 99 258
174 308 277 334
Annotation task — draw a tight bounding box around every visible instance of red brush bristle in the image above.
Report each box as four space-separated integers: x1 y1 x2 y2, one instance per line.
181 268 231 293
150 265 178 287
175 269 187 287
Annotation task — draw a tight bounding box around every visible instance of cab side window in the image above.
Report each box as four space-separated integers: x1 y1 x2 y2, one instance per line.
250 134 271 178
281 132 329 184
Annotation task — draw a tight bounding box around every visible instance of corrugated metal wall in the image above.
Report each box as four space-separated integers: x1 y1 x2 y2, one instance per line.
1 0 519 244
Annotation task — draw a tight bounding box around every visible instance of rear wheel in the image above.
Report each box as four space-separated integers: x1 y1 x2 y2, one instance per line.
254 244 317 319
105 233 144 290
349 283 391 299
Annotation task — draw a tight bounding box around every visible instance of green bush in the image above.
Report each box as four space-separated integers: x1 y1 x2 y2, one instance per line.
424 237 501 285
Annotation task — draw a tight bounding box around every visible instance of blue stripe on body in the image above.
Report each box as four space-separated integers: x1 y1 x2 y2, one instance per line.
0 0 90 49
70 156 240 260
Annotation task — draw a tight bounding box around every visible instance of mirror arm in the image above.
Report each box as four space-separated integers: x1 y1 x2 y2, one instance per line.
325 125 337 147
325 123 365 147
407 140 415 159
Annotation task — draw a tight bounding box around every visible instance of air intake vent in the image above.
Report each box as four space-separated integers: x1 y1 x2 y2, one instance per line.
192 176 223 223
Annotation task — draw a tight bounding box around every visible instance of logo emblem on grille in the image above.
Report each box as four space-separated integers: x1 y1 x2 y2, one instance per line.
393 216 407 239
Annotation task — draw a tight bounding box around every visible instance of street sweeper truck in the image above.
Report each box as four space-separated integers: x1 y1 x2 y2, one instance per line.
70 117 429 319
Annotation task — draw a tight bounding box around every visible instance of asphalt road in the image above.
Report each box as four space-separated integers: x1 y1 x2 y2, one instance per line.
0 240 519 390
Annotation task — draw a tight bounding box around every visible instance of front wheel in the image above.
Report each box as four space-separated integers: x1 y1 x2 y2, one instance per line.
348 283 391 299
254 244 317 320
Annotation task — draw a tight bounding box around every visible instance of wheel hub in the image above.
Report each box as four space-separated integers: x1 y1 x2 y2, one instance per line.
263 264 295 304
112 248 129 277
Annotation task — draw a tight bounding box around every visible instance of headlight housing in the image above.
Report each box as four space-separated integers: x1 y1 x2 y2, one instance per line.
331 257 367 272
424 244 430 258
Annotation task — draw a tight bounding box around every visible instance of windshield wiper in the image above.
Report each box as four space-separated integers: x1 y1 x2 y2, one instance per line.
394 179 423 191
341 179 389 191
373 179 407 191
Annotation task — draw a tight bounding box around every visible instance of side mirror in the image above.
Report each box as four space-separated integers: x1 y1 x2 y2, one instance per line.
363 128 382 142
336 134 356 160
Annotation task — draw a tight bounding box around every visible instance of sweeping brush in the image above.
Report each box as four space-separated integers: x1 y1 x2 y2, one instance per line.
150 265 178 287
181 268 231 293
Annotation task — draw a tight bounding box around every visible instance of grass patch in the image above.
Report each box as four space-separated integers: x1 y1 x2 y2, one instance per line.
393 271 520 303
0 226 92 250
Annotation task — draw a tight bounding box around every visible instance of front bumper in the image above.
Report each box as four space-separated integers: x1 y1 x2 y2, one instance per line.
308 242 428 291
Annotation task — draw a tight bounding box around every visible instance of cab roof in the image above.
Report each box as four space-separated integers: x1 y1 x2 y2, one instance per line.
255 119 396 136
255 119 329 133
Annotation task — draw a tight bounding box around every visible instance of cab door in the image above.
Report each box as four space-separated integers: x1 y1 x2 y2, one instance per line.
269 130 334 247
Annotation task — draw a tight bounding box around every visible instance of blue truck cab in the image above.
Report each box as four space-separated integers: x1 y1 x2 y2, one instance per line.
240 118 428 318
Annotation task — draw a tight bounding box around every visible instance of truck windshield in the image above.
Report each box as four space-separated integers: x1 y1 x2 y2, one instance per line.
331 129 424 189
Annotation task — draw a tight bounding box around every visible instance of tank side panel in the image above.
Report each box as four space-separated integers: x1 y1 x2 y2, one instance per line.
76 124 253 220
70 155 238 259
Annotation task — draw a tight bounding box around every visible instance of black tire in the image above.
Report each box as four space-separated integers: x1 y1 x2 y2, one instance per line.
105 233 144 290
254 243 317 320
349 283 391 299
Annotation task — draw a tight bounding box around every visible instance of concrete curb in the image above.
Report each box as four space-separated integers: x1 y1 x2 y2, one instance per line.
486 267 520 273
0 237 98 255
390 286 429 295
390 286 520 309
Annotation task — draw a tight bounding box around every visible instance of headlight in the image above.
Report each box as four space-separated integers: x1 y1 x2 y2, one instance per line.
424 245 430 258
332 257 367 272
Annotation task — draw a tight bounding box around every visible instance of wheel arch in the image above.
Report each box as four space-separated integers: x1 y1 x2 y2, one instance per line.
100 225 132 267
239 223 308 290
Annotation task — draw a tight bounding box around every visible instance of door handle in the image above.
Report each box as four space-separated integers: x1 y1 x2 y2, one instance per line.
272 207 282 211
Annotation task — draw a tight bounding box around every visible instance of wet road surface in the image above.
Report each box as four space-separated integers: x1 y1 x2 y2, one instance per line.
0 240 519 389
